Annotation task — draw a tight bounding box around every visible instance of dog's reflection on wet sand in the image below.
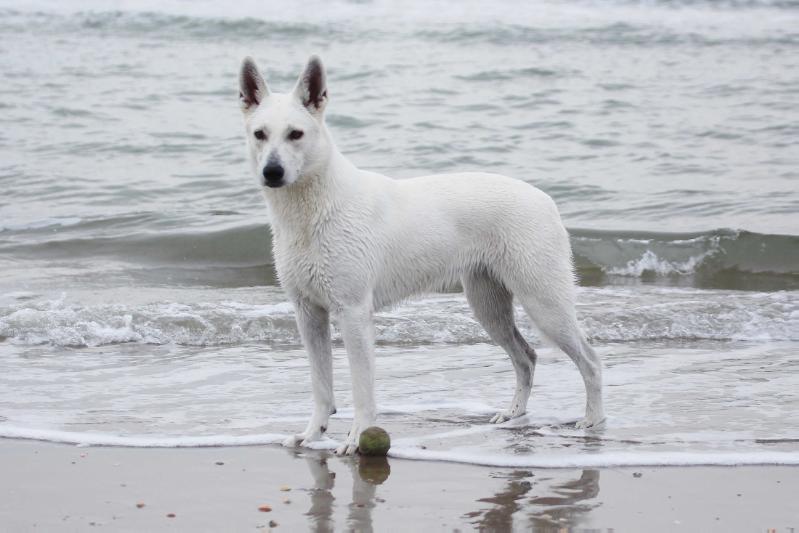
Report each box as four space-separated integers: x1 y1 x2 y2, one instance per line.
302 451 391 532
464 468 600 530
297 448 600 532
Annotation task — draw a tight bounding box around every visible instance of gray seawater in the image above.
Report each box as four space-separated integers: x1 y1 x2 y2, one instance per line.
0 0 797 467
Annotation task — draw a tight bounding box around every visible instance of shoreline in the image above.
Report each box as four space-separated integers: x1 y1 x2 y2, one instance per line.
1 439 796 531
3 427 799 469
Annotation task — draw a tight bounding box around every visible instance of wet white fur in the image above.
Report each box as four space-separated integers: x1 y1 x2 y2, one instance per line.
239 56 605 455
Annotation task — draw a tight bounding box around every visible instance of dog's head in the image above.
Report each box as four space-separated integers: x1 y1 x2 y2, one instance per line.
239 56 329 189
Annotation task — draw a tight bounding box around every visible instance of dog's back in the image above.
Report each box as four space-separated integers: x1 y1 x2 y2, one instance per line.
364 171 574 309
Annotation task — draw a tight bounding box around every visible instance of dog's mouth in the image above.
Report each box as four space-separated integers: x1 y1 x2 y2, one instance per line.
263 178 285 189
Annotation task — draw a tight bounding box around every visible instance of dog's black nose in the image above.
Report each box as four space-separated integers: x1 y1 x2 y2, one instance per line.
262 163 285 187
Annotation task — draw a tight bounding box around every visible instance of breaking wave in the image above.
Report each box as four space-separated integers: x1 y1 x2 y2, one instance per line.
4 221 797 290
570 228 799 291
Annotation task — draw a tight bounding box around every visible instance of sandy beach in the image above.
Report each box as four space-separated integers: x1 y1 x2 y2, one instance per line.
1 439 796 531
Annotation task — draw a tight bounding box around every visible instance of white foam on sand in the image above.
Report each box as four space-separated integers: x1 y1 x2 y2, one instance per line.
387 447 799 468
0 426 288 448
2 426 799 468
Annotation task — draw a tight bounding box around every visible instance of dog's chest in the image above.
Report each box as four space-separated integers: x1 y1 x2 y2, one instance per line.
272 224 336 305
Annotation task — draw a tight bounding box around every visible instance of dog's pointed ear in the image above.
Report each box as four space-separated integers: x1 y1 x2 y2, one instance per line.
293 55 328 115
239 57 269 112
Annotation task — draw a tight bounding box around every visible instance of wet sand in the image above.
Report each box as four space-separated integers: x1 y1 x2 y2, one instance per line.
0 440 796 531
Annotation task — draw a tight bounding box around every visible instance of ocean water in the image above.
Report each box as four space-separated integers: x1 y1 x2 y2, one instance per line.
0 0 797 468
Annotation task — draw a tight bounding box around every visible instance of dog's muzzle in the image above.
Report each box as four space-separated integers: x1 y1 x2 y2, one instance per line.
262 163 285 188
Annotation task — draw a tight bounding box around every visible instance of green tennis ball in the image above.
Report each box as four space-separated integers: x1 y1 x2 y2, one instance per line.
358 426 391 456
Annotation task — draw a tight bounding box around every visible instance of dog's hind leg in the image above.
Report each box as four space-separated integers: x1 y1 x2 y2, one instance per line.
516 286 605 429
463 267 537 424
283 297 336 448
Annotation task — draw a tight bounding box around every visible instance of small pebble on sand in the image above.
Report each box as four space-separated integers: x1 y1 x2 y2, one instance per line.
633 472 643 478
282 498 291 504
135 503 145 509
279 485 291 491
269 520 278 527
166 513 176 518
258 505 272 512
215 461 224 466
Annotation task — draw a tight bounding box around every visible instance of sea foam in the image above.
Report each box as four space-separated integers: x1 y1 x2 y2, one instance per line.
1 288 795 347
2 426 797 468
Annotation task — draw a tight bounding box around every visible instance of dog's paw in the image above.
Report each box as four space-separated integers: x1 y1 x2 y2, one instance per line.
283 411 332 448
300 437 322 447
334 429 360 456
575 415 606 429
489 407 525 424
283 432 324 448
282 434 304 448
334 419 371 456
335 440 359 456
283 425 326 448
489 411 511 424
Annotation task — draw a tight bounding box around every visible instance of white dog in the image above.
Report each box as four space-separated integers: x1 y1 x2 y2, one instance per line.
239 55 605 455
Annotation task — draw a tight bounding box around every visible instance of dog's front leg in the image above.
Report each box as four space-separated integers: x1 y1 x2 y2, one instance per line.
283 298 335 448
335 304 377 456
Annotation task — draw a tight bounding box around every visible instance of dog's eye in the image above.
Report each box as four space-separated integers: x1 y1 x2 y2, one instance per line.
288 129 304 141
254 129 267 141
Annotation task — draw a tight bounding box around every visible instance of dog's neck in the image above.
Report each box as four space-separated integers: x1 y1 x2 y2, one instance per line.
263 126 357 230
